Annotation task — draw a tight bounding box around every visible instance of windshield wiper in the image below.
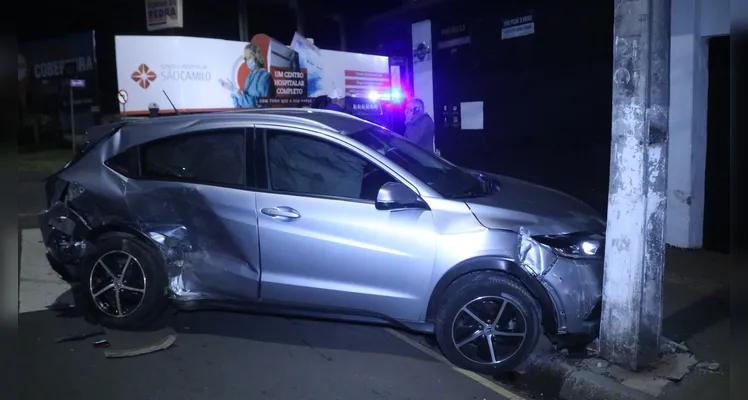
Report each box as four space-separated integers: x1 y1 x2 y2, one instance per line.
446 173 496 199
447 191 487 199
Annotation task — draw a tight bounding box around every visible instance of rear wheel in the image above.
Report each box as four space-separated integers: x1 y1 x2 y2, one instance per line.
81 234 168 329
435 271 541 374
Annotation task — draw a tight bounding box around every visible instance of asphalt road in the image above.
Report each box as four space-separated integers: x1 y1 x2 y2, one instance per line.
19 225 524 400
20 307 520 400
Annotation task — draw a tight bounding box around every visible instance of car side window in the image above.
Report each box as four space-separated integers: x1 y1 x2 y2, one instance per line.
141 128 249 187
105 146 139 178
265 129 396 201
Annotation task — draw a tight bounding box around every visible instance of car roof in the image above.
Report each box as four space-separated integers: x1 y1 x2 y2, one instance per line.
121 108 377 135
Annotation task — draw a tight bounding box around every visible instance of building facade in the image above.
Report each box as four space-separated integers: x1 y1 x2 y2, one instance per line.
363 0 730 251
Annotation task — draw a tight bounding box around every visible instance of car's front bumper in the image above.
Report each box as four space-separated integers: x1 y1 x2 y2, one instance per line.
539 256 603 345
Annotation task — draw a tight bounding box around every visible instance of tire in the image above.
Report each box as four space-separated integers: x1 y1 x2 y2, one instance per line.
80 233 168 330
435 271 541 374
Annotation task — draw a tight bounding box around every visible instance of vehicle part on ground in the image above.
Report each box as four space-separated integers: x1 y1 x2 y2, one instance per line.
435 271 541 374
38 109 605 373
103 334 177 358
52 326 105 343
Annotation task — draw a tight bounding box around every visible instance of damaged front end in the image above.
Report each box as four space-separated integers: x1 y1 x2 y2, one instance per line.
516 227 605 348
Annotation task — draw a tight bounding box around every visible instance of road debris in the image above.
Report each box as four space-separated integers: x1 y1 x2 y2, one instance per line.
695 361 720 372
93 339 110 348
104 335 177 359
52 326 106 343
661 337 690 353
46 302 75 311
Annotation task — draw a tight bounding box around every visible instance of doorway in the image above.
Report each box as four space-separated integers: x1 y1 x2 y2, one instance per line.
702 35 730 254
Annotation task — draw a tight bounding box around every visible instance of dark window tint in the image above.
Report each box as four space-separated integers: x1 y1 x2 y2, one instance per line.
105 146 139 177
142 128 248 186
265 129 395 201
349 127 488 198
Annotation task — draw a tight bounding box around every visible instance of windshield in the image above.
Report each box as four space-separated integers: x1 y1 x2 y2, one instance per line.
347 126 493 198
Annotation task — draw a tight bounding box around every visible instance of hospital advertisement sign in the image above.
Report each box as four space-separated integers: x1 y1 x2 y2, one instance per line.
115 33 390 115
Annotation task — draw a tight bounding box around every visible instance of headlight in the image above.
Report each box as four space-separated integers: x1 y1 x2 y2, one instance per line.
532 232 605 258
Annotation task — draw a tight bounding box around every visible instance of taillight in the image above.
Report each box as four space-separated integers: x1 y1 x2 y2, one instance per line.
44 178 69 208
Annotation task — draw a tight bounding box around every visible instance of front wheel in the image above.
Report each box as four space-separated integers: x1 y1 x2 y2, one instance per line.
435 271 541 374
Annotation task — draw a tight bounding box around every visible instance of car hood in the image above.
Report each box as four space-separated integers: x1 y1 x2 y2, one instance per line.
464 172 606 236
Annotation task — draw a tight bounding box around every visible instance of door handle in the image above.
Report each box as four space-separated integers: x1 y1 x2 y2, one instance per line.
261 206 300 220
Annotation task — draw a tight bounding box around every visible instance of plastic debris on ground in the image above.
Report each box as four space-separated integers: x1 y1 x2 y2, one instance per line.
52 326 106 343
104 335 177 358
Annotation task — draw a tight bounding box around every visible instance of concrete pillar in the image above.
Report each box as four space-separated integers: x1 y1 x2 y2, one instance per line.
666 0 708 248
330 13 347 51
238 0 249 41
599 0 671 370
289 0 305 35
411 20 435 120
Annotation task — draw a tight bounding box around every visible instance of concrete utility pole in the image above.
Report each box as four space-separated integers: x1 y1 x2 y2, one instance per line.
599 0 671 370
329 13 347 51
238 0 249 41
289 0 305 35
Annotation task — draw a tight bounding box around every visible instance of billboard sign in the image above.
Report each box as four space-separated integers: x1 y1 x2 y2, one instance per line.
114 33 390 115
19 31 100 134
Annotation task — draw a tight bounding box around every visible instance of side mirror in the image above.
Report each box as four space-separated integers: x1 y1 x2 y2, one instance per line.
375 182 426 211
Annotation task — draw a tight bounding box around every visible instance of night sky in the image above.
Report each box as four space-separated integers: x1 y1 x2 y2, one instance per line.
20 0 405 45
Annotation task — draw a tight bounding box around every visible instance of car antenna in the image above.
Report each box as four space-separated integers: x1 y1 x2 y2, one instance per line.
162 90 179 115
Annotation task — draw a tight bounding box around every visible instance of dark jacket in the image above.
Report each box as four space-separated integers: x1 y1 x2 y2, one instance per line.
404 113 435 153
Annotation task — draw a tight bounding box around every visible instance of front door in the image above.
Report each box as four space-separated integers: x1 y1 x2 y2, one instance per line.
256 128 437 322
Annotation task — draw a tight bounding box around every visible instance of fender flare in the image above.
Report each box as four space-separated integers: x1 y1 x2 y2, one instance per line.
85 224 162 254
425 256 558 335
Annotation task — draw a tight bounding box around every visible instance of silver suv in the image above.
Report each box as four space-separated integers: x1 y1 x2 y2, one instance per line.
40 109 606 373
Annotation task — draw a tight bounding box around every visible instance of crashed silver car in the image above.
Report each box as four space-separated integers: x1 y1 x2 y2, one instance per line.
40 109 606 373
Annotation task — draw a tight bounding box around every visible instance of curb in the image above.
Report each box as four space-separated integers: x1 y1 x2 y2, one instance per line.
517 351 655 400
18 214 40 230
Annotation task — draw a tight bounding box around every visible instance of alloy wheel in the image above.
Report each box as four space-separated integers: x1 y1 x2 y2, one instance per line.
451 295 528 365
89 250 147 318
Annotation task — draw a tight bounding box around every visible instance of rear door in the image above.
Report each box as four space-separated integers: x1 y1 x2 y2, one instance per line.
127 126 262 300
254 126 437 322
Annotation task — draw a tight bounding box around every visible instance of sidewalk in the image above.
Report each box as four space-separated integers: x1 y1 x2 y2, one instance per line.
19 171 47 224
19 228 74 313
509 247 729 400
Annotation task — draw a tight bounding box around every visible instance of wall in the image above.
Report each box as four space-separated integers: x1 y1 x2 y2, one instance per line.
699 0 730 37
411 20 435 121
666 0 729 248
410 0 615 215
405 0 730 249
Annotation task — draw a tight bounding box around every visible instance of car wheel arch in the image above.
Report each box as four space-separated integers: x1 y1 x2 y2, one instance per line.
86 225 163 258
425 256 558 336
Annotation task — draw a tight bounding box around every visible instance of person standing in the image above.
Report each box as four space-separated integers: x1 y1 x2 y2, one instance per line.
325 89 347 112
404 98 436 153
